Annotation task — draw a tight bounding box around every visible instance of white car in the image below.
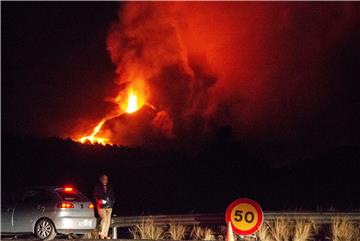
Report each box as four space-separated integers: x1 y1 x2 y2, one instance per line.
1 186 96 240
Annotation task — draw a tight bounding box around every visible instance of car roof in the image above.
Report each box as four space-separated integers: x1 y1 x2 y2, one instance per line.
27 186 67 191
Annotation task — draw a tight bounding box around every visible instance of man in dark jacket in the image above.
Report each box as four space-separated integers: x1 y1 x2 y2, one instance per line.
93 174 115 239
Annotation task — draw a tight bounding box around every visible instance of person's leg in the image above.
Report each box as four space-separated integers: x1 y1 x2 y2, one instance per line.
104 208 113 238
97 208 107 239
103 209 109 238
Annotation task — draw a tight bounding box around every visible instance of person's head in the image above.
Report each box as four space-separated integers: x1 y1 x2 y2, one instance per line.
99 174 108 186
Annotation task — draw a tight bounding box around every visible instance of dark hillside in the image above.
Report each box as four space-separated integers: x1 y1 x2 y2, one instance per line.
2 136 359 215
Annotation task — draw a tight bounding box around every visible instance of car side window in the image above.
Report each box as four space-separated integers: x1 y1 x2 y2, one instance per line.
23 190 41 203
42 191 57 202
2 190 23 205
1 192 12 205
22 190 55 204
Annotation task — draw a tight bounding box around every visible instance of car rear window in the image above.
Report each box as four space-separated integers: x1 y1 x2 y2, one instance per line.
56 190 88 202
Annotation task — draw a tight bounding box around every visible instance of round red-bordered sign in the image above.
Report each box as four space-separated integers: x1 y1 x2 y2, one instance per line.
225 198 263 236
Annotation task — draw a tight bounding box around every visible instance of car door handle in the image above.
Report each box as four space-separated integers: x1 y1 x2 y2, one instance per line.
7 208 14 212
37 205 45 212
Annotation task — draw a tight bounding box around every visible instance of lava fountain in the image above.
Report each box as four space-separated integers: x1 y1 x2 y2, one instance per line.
76 87 146 145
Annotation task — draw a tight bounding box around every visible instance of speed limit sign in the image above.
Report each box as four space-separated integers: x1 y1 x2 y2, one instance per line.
225 198 263 236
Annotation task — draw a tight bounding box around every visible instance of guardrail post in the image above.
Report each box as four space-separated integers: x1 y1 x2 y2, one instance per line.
111 214 118 239
112 226 117 239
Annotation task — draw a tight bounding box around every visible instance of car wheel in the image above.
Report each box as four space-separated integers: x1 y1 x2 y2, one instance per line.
35 218 57 240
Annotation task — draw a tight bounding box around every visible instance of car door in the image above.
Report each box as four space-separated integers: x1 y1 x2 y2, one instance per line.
1 192 16 233
13 189 49 233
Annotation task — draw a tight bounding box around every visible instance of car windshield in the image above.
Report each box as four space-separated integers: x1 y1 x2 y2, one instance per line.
56 190 88 202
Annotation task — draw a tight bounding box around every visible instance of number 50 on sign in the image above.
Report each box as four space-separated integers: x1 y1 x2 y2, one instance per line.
225 198 263 236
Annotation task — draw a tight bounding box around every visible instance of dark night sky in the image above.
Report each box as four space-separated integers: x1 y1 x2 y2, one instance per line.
2 2 120 137
2 2 360 212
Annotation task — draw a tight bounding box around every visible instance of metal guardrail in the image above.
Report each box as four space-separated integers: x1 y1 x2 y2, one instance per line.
111 212 360 227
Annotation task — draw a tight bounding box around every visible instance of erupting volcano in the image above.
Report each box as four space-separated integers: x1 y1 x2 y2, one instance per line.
77 86 148 145
72 2 359 147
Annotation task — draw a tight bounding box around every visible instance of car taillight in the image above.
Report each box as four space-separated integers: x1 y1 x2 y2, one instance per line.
57 202 74 208
88 203 94 209
64 186 74 192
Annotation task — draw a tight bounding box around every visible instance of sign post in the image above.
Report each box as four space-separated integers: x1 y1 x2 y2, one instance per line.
225 198 263 236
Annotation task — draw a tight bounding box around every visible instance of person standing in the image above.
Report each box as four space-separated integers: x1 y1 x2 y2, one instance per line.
93 174 115 239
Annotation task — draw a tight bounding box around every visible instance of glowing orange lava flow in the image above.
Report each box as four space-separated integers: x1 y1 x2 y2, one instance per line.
76 87 145 145
77 119 110 145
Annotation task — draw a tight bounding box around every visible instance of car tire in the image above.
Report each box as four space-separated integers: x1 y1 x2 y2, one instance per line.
35 218 57 240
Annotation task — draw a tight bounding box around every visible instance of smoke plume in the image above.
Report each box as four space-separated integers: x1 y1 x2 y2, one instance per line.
102 2 359 146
